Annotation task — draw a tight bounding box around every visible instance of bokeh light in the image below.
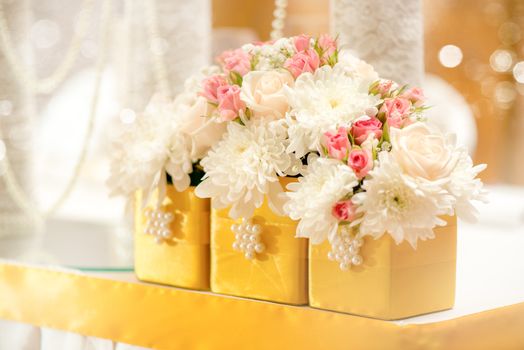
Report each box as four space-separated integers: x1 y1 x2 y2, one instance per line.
438 45 463 68
489 49 514 72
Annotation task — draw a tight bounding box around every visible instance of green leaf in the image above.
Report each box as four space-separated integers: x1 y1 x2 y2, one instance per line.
380 120 391 144
229 71 243 86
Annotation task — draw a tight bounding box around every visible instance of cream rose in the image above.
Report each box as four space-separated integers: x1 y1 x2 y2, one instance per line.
240 70 294 119
390 123 459 181
174 92 226 160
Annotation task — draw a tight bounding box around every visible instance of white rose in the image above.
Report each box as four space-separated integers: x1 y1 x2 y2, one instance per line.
240 70 294 119
174 92 226 160
336 51 379 89
390 122 459 181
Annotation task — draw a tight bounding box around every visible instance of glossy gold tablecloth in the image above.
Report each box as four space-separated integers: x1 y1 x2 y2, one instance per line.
0 262 523 350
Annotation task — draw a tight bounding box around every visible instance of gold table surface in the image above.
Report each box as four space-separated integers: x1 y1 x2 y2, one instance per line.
0 262 523 350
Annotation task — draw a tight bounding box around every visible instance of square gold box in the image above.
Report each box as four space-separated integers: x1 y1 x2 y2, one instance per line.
210 179 308 305
309 216 457 320
135 186 210 290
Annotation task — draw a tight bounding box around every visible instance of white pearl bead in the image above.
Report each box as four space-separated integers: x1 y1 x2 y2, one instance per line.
231 224 240 233
244 224 253 233
339 262 349 271
335 253 341 261
254 243 265 253
353 238 364 248
242 233 250 241
349 245 358 255
352 255 363 266
156 212 163 219
164 212 174 221
251 224 261 235
159 222 168 229
246 243 255 251
249 235 258 243
239 242 246 250
154 236 163 245
235 233 242 240
244 251 255 260
161 230 172 238
232 241 240 251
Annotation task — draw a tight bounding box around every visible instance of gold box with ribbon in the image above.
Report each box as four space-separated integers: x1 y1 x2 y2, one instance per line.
134 186 210 290
309 216 457 320
210 178 308 305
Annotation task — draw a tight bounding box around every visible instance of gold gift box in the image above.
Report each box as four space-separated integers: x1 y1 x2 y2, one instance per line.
210 178 308 305
309 216 457 320
134 186 210 290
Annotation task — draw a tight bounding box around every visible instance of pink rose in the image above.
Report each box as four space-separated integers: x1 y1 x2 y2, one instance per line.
402 87 425 106
387 115 404 128
217 84 246 122
380 97 412 127
332 200 357 222
200 75 227 103
217 49 251 76
348 148 373 179
370 79 396 97
317 34 337 63
351 117 383 145
284 48 320 78
293 34 311 52
323 127 350 160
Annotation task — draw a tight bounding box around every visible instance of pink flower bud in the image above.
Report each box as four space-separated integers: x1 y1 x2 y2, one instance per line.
348 148 373 179
351 117 383 145
293 34 311 52
332 200 357 222
284 48 320 78
216 84 246 122
323 127 350 160
217 48 251 76
200 75 227 103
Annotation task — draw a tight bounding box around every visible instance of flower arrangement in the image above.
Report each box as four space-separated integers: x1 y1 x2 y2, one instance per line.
194 34 381 219
285 83 488 267
109 33 486 270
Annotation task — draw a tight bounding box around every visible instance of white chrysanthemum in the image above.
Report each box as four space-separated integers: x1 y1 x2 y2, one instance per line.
284 157 359 244
446 148 488 222
108 97 195 203
108 111 173 200
285 64 379 157
353 151 454 248
195 119 302 219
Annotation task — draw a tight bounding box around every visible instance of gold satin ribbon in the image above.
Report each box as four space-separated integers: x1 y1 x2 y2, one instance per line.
0 262 523 349
210 177 308 305
309 216 457 320
134 186 210 290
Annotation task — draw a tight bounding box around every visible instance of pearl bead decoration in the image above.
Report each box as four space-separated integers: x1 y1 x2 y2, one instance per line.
144 208 174 244
327 226 364 271
231 219 265 260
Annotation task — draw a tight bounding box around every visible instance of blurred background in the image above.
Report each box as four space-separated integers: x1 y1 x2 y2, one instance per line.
0 0 523 267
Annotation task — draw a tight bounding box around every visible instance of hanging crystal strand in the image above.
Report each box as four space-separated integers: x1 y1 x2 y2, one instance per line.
121 0 210 113
331 0 424 86
0 0 41 259
270 0 288 41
